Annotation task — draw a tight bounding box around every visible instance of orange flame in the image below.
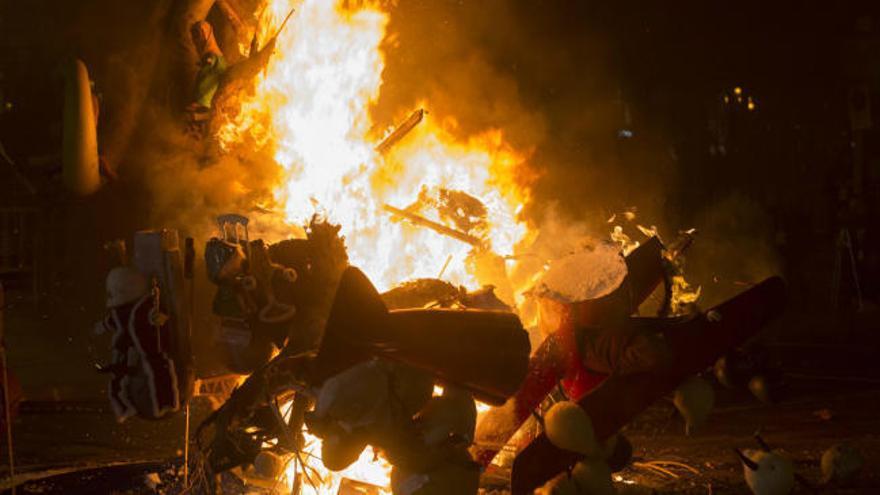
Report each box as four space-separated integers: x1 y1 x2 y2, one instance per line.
216 0 699 491
285 432 392 495
220 0 535 491
220 0 532 293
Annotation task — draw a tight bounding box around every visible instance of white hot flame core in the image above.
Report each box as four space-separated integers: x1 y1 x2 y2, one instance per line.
221 0 530 292
285 431 392 495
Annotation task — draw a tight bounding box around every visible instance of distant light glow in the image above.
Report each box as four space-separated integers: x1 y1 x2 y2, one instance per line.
617 129 634 139
734 86 743 95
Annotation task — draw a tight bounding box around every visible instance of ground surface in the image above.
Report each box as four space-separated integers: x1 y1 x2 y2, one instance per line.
618 378 880 494
0 349 877 494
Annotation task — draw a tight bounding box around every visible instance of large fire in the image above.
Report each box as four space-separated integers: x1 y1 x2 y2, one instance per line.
219 0 533 492
220 0 531 294
215 1 697 493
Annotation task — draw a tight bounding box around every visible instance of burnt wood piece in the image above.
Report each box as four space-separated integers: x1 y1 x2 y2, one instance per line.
383 203 484 248
312 267 530 405
380 308 530 405
509 276 786 495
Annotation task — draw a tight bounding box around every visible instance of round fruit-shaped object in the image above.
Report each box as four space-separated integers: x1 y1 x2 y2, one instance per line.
544 401 602 457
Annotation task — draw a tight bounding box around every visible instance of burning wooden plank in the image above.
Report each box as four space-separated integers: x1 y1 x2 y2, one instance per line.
375 108 426 154
383 203 484 248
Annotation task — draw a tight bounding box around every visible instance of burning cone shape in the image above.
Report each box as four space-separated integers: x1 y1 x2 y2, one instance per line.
544 401 602 458
382 309 529 405
673 375 715 436
736 448 795 495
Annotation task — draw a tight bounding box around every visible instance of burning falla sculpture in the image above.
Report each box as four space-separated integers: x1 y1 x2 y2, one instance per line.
192 219 784 494
96 214 784 494
194 215 531 493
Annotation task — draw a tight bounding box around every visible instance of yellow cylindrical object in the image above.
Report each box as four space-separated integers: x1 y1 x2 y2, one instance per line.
62 58 100 196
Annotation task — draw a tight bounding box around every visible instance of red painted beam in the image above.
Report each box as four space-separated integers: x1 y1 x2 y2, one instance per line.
509 276 786 494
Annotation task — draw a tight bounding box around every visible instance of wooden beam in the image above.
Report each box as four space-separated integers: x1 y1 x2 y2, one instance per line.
508 277 786 494
383 203 483 248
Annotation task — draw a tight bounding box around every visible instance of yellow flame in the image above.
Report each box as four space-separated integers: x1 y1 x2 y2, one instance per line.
216 0 701 490
285 432 392 495
220 0 534 491
220 0 531 292
611 225 640 255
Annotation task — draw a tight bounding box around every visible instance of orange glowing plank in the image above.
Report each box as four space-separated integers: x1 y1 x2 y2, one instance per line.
375 108 425 154
383 203 484 247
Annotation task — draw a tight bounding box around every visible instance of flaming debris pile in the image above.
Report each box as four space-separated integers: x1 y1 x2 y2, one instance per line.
192 216 530 494
95 211 785 494
83 1 790 494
